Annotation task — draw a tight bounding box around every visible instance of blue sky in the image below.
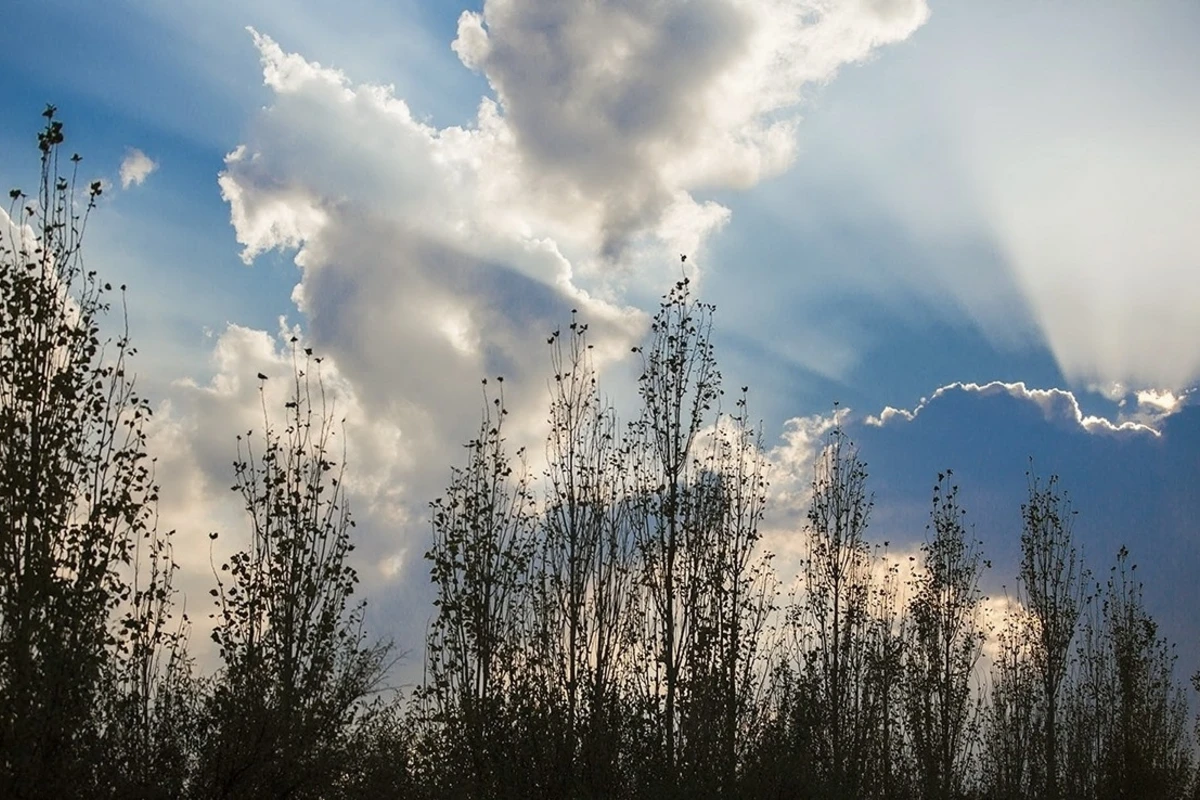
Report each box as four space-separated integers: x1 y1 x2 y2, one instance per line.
3 0 1198 682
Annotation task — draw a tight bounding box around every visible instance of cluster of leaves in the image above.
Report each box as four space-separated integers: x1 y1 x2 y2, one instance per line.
0 106 174 797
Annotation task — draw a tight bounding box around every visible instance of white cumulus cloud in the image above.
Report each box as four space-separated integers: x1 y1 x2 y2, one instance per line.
157 4 929 661
119 148 157 188
209 7 931 535
452 0 928 261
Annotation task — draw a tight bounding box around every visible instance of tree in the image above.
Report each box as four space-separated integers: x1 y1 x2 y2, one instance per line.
98 518 197 799
422 378 537 797
200 347 389 798
677 390 775 795
983 599 1039 800
798 423 875 799
627 276 724 788
1019 471 1086 800
1064 547 1192 800
536 314 636 795
0 107 162 797
905 472 986 800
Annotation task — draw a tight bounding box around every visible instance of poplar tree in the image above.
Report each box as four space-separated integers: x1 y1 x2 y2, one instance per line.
800 424 874 799
1019 472 1085 800
905 472 986 800
537 315 635 794
422 379 537 797
627 276 723 788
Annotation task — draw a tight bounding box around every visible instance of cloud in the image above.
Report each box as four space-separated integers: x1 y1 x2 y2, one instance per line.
119 148 158 188
766 406 851 519
210 8 932 529
1134 388 1185 415
452 0 928 261
207 2 933 484
864 380 1169 436
789 2 1200 391
149 3 929 667
849 381 1200 686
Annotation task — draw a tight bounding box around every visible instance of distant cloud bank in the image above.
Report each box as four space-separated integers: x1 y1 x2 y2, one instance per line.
863 380 1192 436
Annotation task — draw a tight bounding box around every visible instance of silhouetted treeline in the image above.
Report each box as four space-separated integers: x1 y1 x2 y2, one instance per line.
1 112 1196 799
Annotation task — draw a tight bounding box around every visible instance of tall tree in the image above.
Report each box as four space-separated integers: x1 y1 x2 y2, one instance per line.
983 600 1040 800
678 390 775 795
905 472 986 800
627 276 723 787
537 315 635 795
1064 547 1192 800
200 347 389 798
1019 471 1086 800
799 423 875 799
0 108 160 797
863 542 908 800
98 518 197 799
422 378 537 797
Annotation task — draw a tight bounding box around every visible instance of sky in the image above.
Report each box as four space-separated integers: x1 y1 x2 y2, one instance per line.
2 0 1198 687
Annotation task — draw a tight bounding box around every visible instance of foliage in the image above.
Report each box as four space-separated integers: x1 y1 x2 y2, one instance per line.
905 472 986 800
420 377 537 797
0 107 182 798
0 112 1195 800
199 346 389 798
1019 470 1087 800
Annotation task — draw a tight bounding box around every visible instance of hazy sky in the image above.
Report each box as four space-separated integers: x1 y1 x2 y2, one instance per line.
3 0 1197 684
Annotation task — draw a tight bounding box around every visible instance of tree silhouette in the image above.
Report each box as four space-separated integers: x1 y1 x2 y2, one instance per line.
1063 546 1192 800
199 346 389 798
983 597 1039 800
675 388 776 795
0 107 167 798
626 276 724 792
421 378 537 797
5 111 1199 799
536 315 636 796
905 472 986 800
798 423 875 799
1019 471 1086 800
